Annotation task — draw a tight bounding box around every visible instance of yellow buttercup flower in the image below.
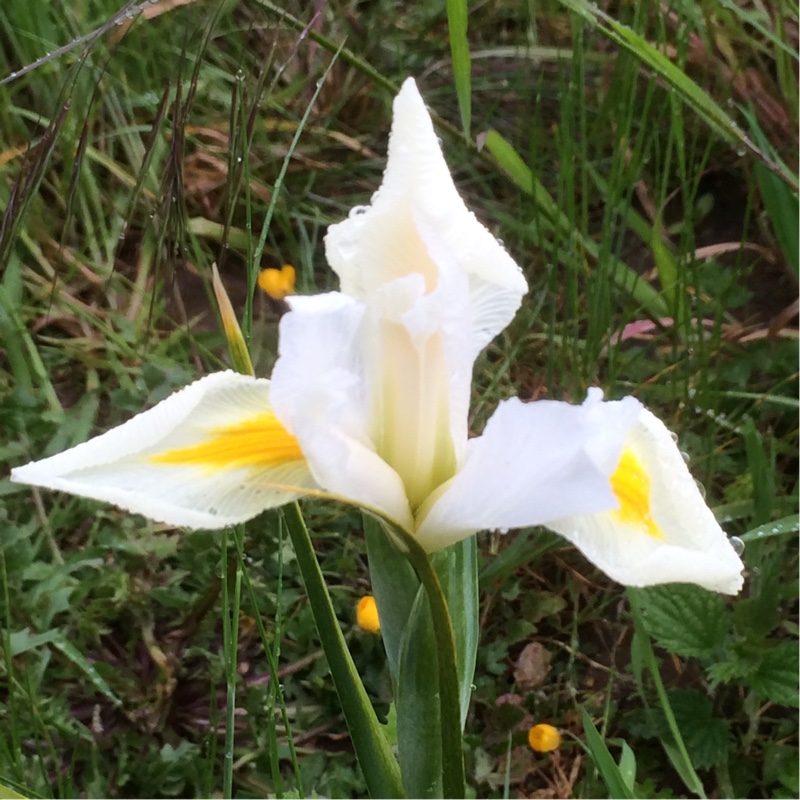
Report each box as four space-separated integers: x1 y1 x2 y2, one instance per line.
258 264 296 300
528 723 561 753
356 596 381 633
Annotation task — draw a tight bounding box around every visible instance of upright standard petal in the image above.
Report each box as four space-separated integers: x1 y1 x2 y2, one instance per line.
546 407 745 594
323 79 528 510
11 372 317 529
325 77 528 358
415 392 642 551
271 293 415 532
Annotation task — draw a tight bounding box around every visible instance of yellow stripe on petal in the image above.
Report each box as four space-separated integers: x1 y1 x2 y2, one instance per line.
610 447 663 539
151 413 303 473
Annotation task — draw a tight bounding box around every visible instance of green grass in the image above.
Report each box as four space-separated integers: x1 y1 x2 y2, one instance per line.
1 0 797 797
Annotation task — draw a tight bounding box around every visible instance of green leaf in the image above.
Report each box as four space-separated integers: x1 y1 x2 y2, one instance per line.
446 0 471 136
433 537 479 730
637 584 730 659
51 637 122 708
763 744 800 795
283 504 404 799
618 741 637 792
750 641 799 707
7 628 61 657
651 215 679 317
381 522 466 799
743 418 775 527
580 709 635 799
364 514 419 686
740 514 799 543
0 781 27 800
397 589 442 798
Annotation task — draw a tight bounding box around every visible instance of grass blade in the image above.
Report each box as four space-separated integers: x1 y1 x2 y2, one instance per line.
556 0 797 190
580 708 636 799
446 0 471 137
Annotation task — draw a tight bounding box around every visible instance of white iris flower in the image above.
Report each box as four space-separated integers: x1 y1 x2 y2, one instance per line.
11 79 744 595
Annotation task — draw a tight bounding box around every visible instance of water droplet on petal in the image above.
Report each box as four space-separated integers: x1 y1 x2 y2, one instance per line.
729 536 745 556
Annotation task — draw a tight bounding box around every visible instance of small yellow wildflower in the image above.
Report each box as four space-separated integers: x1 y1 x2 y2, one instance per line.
356 595 381 633
258 264 296 300
528 723 561 753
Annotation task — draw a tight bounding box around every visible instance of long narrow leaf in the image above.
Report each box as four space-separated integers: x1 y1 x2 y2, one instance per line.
364 514 419 685
446 0 471 136
433 538 479 730
580 708 636 799
283 504 404 799
382 522 466 799
397 589 442 798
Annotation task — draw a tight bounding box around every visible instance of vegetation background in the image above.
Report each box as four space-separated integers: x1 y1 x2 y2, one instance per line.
0 0 797 797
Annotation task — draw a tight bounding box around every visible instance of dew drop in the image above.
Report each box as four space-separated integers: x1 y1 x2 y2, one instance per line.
771 526 779 533
680 450 691 463
756 530 765 537
729 536 745 556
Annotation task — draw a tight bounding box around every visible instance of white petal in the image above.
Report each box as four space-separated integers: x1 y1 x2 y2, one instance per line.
547 407 744 594
11 372 317 529
365 262 472 506
324 77 527 359
272 294 415 531
414 393 642 551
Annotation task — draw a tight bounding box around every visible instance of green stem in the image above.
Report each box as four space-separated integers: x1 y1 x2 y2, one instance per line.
628 589 706 799
283 503 404 799
386 523 467 799
221 527 244 798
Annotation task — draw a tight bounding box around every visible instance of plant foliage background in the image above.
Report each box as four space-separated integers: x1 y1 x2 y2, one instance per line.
0 0 797 797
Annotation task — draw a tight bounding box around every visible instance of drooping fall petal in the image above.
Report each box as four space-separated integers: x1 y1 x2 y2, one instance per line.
414 391 642 551
546 407 744 594
11 372 316 529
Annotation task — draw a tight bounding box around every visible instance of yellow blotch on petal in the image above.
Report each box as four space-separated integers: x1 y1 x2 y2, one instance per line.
356 596 381 633
150 413 303 472
258 265 296 300
610 447 663 539
528 723 561 753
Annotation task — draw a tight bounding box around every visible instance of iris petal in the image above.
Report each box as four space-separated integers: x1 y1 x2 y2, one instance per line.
11 372 316 529
546 408 744 594
414 392 642 551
